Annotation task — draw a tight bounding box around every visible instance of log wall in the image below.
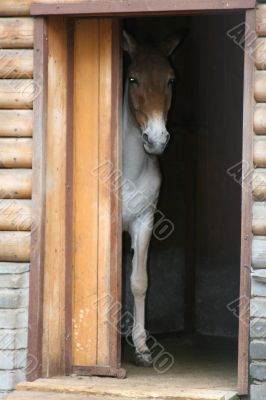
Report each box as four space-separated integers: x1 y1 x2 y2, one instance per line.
0 6 33 392
0 0 264 396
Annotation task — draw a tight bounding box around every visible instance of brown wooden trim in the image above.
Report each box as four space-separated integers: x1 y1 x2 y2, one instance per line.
31 0 255 16
27 17 48 382
73 365 126 379
65 18 75 376
237 9 256 397
109 19 123 369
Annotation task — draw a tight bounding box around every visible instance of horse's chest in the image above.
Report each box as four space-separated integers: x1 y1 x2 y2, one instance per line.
122 166 161 226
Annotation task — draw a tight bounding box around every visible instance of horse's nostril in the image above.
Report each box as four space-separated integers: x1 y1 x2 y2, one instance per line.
143 133 150 144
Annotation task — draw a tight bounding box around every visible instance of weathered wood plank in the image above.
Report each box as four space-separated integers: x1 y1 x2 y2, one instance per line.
72 18 99 367
253 202 266 235
0 110 32 137
0 231 30 261
0 80 34 109
257 5 266 37
254 137 266 167
0 1 32 16
0 169 31 199
0 199 31 231
253 169 266 201
256 38 266 70
0 138 32 168
0 50 33 78
0 18 33 48
255 71 266 103
252 236 266 268
254 104 266 134
97 19 112 366
42 16 67 377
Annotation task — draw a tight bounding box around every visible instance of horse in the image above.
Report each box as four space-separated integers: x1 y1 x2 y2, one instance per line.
122 30 186 366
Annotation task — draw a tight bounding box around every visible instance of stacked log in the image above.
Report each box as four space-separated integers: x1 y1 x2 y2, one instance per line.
0 15 33 262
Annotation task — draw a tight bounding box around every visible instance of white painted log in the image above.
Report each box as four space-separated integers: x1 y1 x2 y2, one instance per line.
254 137 266 167
253 169 266 201
255 71 266 103
0 231 30 262
0 170 31 199
0 1 31 16
0 138 32 168
254 104 266 134
252 236 266 268
0 50 33 79
253 202 266 235
256 38 266 70
0 110 32 137
0 18 33 49
0 80 34 109
0 200 31 231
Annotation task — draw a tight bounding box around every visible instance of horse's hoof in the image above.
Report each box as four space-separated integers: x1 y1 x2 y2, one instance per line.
135 351 153 367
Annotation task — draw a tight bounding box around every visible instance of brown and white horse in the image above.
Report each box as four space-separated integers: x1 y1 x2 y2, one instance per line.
122 30 186 366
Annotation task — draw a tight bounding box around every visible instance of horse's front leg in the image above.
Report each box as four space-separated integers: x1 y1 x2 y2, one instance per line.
130 213 153 367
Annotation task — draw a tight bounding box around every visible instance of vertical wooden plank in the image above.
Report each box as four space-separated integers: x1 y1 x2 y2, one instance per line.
97 19 112 366
27 17 47 382
238 9 256 396
65 19 74 376
42 16 68 377
72 19 99 366
109 19 122 369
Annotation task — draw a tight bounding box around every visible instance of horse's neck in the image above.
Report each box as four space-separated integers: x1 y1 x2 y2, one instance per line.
123 82 152 181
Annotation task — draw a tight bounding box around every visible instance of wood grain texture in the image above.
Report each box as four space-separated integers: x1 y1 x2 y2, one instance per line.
0 18 33 48
0 80 34 109
254 104 266 134
257 5 266 37
31 0 256 16
42 16 67 378
253 202 266 235
253 169 266 201
254 137 266 167
0 231 30 261
255 71 266 103
0 50 33 78
252 236 266 268
0 169 31 199
256 38 266 70
28 17 48 382
97 19 112 367
238 9 255 396
0 110 32 137
0 1 32 16
0 199 31 231
72 18 99 367
0 138 32 168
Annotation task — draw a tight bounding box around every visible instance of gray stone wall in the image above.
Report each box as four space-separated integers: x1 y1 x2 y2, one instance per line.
0 264 29 392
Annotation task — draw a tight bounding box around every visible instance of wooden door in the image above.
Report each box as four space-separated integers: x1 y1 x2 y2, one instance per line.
66 18 124 377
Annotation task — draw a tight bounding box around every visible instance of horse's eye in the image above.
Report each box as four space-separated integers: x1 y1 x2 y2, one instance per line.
129 77 138 85
168 78 176 86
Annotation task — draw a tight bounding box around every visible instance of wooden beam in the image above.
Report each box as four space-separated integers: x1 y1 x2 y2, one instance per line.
31 0 255 16
237 9 255 397
0 50 33 79
0 138 32 168
0 169 31 199
0 18 33 48
0 1 32 16
27 17 48 382
0 110 32 137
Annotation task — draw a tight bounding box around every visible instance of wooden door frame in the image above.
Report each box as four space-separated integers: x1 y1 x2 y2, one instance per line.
29 1 256 396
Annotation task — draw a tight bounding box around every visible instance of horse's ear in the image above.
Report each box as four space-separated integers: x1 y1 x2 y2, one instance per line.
123 30 137 58
160 29 188 56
